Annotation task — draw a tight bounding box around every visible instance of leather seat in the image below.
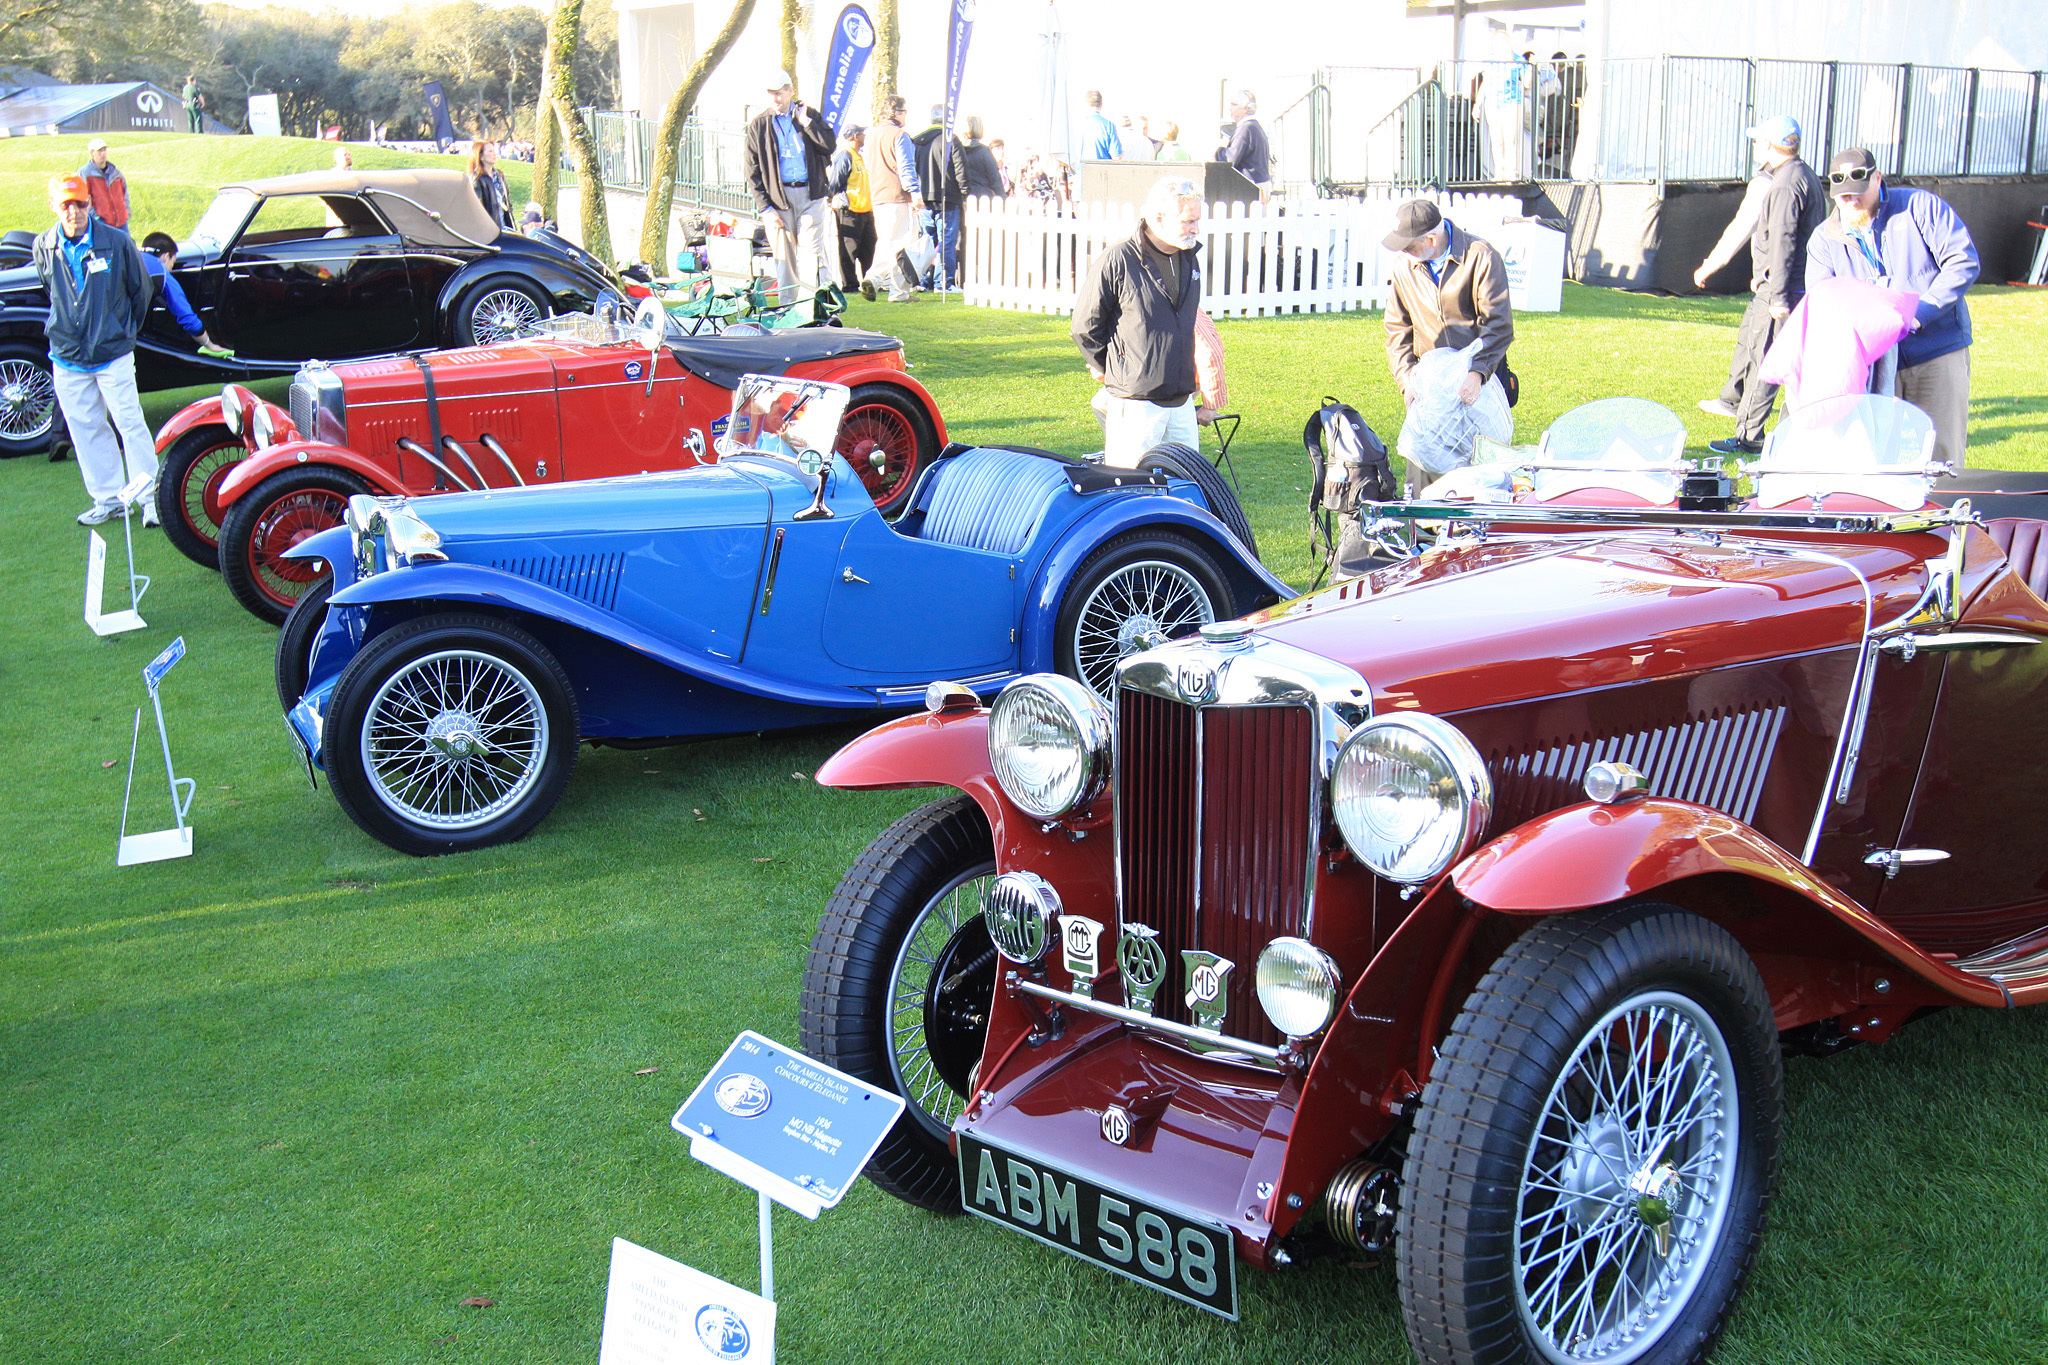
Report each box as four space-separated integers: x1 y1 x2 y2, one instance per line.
1987 518 2048 598
918 447 1070 556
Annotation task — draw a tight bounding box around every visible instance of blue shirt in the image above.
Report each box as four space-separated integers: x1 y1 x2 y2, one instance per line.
772 114 808 186
1085 111 1122 161
894 131 921 197
142 254 204 337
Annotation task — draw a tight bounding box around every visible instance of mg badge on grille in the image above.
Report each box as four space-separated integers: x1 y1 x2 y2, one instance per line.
1175 662 1217 704
1061 915 1106 998
1118 925 1167 1015
1100 1105 1133 1147
1183 951 1235 1033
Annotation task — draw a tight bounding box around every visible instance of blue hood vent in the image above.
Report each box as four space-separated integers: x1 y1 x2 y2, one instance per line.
490 552 626 610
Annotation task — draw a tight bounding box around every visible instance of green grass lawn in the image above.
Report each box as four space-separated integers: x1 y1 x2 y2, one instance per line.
6 130 2048 1364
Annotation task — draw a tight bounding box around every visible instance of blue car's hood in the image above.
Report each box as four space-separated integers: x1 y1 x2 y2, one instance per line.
398 462 792 539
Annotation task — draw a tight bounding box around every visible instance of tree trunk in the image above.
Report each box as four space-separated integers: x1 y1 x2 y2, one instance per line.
533 41 559 216
640 0 756 271
544 0 610 263
779 0 798 97
872 0 897 119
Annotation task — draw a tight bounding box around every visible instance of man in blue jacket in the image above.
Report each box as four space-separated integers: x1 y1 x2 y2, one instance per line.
1806 147 1980 466
33 173 158 526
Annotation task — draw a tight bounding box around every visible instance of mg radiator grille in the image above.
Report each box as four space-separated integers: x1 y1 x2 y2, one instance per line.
489 553 625 610
287 381 314 440
1118 691 1311 1050
1488 701 1788 830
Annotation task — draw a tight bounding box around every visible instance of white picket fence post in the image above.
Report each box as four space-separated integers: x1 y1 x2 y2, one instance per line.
961 191 1525 318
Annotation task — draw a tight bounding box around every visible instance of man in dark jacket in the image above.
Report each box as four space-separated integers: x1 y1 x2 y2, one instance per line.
35 173 158 525
1072 176 1205 467
1705 116 1826 455
1806 147 1980 467
743 70 837 295
1223 91 1271 201
911 106 967 289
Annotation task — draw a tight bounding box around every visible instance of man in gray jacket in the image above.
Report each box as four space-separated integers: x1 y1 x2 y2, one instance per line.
34 172 157 525
1072 176 1205 467
1705 115 1825 455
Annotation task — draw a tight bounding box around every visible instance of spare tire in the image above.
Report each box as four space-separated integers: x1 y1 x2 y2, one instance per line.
1137 442 1257 557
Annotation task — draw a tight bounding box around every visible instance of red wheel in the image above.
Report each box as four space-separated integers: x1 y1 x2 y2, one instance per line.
218 466 372 625
837 383 936 517
154 425 249 569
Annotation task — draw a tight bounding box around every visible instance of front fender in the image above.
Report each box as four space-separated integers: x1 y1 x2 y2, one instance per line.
154 395 228 452
1454 798 2005 1007
217 441 415 507
1019 496 1295 672
331 562 871 710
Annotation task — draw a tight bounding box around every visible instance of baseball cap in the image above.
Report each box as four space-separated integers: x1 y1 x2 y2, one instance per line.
764 70 794 92
47 172 89 205
1828 147 1878 188
1383 199 1443 250
86 137 108 151
1744 114 1799 149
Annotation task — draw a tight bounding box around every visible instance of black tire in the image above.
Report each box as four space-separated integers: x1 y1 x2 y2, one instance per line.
799 794 997 1214
218 466 371 626
1137 442 1258 557
1398 901 1783 1365
452 275 551 347
155 423 249 568
275 575 334 710
0 339 57 457
838 381 939 518
325 613 579 856
1055 530 1235 699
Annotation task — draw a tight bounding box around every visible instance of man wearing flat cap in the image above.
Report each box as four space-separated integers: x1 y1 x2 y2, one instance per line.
1382 199 1515 439
744 71 837 296
1807 147 1979 466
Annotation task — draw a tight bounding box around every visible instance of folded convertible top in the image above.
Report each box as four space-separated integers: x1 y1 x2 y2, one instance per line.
664 327 902 390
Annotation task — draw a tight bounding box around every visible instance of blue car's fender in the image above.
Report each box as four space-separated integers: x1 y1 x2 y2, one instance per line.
327 560 871 711
1017 493 1294 673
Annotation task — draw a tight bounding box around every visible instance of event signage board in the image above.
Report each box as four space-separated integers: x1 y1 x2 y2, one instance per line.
246 93 281 138
118 636 195 866
818 5 875 134
670 1031 905 1221
597 1237 775 1365
83 473 156 636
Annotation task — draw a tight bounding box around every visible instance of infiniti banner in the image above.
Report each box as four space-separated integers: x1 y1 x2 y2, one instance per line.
819 5 876 133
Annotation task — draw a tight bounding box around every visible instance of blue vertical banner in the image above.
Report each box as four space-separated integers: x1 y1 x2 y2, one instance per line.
819 5 876 134
422 80 458 151
941 0 974 140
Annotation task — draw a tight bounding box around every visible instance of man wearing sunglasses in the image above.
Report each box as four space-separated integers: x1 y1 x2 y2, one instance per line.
1807 147 1979 467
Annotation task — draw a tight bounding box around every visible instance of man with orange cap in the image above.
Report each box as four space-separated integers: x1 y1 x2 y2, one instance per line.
34 172 158 525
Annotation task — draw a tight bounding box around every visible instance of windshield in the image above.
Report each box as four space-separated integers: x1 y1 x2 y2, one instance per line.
1539 398 1686 469
186 189 258 254
1440 398 1686 504
1751 394 1939 510
724 375 851 471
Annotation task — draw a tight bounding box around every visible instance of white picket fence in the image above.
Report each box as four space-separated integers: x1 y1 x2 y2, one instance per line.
960 193 1523 318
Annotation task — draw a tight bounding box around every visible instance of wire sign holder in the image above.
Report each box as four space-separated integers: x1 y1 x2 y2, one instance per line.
117 636 195 867
83 472 154 636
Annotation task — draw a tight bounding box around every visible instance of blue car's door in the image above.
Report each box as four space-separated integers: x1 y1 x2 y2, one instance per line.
819 514 1019 675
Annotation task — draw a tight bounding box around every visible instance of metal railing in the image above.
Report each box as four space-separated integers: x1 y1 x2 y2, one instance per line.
1362 59 1586 188
561 111 754 215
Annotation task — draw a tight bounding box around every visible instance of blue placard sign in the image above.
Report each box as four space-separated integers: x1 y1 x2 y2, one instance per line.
142 636 186 692
672 1030 906 1220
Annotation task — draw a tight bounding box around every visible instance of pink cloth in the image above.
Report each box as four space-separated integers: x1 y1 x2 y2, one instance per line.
1757 276 1919 403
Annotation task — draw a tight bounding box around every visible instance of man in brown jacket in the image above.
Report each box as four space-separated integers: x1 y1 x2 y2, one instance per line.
1382 199 1514 409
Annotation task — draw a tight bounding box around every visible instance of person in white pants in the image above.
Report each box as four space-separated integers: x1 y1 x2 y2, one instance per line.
862 95 923 303
33 173 158 526
744 71 838 302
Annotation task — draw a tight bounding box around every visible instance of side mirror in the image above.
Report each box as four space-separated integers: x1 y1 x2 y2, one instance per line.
632 296 666 395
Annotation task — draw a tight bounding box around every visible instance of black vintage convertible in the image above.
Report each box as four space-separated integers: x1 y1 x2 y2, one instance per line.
0 168 624 456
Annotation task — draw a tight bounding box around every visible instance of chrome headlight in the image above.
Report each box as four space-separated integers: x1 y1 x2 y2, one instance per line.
250 402 277 450
384 503 445 564
1255 937 1342 1039
986 871 1060 964
220 384 247 437
987 675 1112 820
347 493 386 577
1330 713 1492 884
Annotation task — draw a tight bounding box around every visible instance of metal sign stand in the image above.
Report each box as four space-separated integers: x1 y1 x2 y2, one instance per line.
83 473 154 637
117 637 194 866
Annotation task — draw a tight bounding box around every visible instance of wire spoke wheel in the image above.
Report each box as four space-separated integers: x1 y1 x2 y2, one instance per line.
887 866 998 1141
250 489 349 608
1072 559 1215 697
359 648 549 830
184 441 248 544
838 402 916 506
1514 991 1740 1364
0 357 55 441
469 288 543 345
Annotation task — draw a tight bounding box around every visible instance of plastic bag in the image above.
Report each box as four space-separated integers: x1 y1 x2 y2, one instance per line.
1397 339 1514 481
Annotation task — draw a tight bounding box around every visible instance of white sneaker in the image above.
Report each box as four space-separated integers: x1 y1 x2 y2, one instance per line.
77 502 127 526
140 500 161 528
1697 398 1738 419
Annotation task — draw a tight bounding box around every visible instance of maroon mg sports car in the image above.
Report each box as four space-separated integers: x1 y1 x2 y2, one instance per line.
799 395 2048 1364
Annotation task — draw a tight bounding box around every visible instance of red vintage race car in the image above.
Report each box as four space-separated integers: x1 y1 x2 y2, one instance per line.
152 310 946 623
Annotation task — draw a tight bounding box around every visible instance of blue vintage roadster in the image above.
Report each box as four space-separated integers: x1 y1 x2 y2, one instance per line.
279 375 1284 855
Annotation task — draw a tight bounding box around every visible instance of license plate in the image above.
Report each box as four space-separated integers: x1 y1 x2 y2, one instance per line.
282 714 317 790
957 1131 1238 1319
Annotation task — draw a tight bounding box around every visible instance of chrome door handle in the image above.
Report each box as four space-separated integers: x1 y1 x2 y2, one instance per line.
842 567 870 584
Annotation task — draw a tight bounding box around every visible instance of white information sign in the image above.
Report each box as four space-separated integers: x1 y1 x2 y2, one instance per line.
599 1237 775 1365
83 528 148 636
117 636 195 866
247 93 282 138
